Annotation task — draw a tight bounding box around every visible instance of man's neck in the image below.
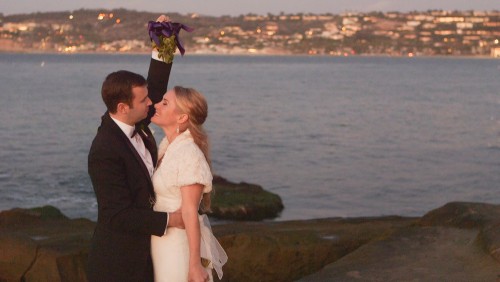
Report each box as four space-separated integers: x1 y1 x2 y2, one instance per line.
109 112 134 126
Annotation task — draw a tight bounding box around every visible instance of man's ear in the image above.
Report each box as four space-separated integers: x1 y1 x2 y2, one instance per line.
117 102 129 114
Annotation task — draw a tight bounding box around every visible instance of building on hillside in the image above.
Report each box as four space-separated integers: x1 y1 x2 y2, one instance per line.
492 47 500 57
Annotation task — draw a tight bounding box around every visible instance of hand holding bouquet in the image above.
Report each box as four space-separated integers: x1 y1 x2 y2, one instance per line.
148 16 194 63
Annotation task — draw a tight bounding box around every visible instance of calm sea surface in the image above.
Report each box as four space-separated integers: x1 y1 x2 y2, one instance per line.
0 53 499 221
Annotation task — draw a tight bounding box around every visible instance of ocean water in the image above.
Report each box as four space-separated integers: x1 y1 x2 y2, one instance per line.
0 53 499 221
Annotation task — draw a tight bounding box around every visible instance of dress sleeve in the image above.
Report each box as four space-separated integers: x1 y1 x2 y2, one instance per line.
177 144 213 193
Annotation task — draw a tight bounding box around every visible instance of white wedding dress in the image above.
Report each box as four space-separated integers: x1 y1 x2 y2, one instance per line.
151 130 227 282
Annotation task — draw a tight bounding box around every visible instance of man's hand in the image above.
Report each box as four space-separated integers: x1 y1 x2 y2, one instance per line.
167 209 185 229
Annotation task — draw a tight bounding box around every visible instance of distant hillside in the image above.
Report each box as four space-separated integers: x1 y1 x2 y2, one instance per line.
1 9 499 56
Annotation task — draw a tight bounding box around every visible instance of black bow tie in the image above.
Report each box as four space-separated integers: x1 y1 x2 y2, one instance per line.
132 127 150 139
131 128 141 138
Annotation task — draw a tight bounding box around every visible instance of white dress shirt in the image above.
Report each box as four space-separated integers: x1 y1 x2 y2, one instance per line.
111 116 154 177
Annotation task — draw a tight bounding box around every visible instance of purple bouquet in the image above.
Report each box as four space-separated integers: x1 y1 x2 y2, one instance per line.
148 21 194 63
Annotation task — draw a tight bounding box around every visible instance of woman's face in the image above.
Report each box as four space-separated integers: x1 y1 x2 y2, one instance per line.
151 89 181 128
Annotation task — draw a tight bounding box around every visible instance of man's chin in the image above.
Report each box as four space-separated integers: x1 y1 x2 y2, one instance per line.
133 114 148 124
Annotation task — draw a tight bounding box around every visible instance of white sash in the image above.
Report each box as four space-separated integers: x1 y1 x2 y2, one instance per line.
199 214 228 280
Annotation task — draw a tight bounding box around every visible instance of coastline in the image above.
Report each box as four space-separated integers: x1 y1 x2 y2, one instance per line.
0 49 497 60
1 202 499 281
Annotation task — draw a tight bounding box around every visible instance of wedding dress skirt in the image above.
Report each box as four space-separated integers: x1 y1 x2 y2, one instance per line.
151 214 227 282
151 225 214 282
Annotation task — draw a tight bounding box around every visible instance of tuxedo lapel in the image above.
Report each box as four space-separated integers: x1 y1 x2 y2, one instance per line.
101 114 155 195
125 138 154 189
137 124 158 166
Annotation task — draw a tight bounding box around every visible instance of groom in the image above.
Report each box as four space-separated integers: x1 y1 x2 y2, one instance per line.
87 16 181 282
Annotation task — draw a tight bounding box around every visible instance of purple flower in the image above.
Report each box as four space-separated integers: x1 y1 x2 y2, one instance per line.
147 21 194 55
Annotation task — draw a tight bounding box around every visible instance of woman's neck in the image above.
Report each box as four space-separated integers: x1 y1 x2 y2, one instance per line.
163 127 180 144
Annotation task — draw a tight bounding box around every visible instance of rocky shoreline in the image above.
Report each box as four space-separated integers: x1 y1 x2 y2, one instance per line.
1 201 499 281
211 175 284 221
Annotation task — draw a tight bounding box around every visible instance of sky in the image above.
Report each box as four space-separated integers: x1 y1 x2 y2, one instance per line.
1 0 499 16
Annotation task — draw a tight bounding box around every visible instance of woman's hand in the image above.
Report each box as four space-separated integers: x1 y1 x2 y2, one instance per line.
188 263 209 282
156 14 170 22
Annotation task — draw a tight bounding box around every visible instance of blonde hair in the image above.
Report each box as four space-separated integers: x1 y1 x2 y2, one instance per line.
174 86 212 212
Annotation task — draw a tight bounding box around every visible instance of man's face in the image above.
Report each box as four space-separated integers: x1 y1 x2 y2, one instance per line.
128 85 152 123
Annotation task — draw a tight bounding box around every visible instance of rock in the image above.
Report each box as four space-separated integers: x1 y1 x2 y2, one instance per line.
0 205 67 228
0 233 38 282
298 202 500 281
418 201 500 229
2 202 500 281
210 175 284 220
212 216 415 281
299 226 499 281
477 220 500 263
418 201 500 265
0 206 414 282
0 206 94 282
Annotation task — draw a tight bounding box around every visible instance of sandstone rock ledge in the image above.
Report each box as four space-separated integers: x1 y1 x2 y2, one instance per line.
298 202 500 282
1 202 500 282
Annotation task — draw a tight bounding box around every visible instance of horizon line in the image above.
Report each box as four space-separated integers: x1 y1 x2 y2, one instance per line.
2 7 499 17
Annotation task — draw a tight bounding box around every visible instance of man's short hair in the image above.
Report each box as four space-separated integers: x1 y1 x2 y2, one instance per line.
101 70 147 113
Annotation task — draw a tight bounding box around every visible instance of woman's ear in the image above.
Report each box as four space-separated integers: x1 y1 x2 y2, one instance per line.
178 113 189 124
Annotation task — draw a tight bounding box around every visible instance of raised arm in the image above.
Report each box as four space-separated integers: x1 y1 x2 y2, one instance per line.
145 58 172 124
145 15 173 125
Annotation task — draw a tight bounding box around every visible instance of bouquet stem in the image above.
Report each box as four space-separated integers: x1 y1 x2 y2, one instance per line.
152 35 177 63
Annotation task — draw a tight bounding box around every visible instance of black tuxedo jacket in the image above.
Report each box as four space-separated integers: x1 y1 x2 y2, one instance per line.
87 59 172 282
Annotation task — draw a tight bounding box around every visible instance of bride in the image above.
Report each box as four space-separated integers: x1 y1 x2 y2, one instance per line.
150 86 227 282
